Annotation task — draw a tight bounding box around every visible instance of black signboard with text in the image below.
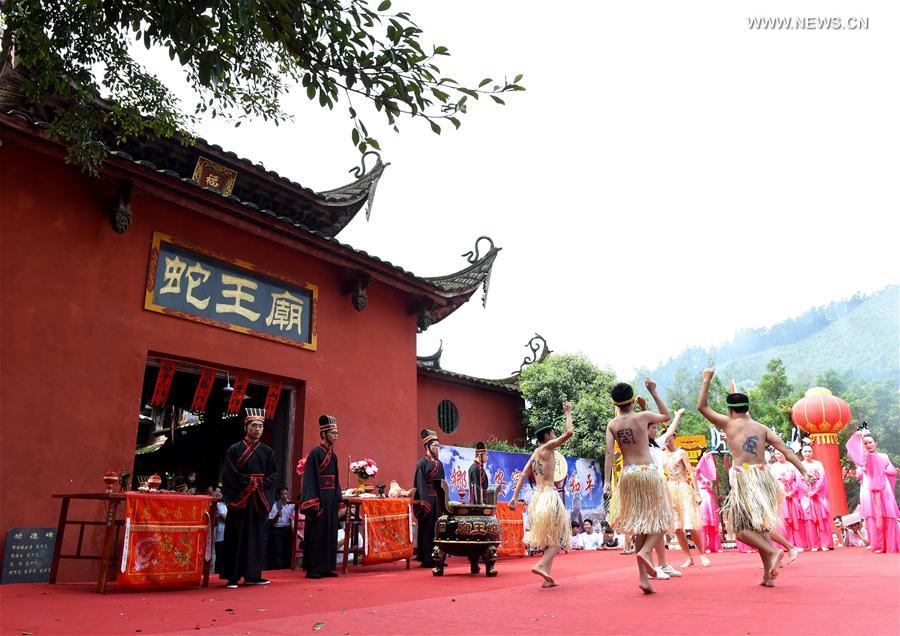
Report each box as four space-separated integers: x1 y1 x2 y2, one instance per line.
2 527 56 584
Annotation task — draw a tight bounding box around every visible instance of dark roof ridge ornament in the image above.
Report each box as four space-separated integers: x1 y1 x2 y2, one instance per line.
462 236 496 307
318 150 389 224
516 333 552 375
417 236 501 330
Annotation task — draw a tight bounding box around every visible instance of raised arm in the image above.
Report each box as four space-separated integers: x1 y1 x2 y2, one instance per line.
697 368 729 429
646 377 671 421
545 401 575 450
658 408 685 446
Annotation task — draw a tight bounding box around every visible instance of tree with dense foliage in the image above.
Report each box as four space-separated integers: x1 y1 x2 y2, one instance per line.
0 0 524 172
517 354 618 459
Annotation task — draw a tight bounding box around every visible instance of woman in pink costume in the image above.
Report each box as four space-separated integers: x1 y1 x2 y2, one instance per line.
771 449 809 550
846 427 900 553
696 451 723 553
800 444 833 550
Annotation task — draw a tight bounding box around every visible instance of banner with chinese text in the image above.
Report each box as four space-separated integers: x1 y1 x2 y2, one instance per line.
116 493 212 590
674 435 708 467
145 233 318 350
439 446 606 526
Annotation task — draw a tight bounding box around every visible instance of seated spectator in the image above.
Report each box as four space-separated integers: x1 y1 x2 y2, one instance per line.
573 519 602 550
600 524 622 550
842 513 870 548
267 487 296 569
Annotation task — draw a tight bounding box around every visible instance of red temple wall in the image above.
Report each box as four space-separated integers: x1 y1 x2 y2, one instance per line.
415 373 525 450
0 143 420 580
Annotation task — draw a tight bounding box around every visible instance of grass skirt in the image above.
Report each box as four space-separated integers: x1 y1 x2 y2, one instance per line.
724 464 783 535
617 465 669 535
667 481 701 530
523 485 571 550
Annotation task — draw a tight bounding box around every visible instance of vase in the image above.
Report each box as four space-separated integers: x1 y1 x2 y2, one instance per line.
356 476 369 493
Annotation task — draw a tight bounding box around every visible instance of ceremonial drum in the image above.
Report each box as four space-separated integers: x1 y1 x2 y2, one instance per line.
431 479 501 576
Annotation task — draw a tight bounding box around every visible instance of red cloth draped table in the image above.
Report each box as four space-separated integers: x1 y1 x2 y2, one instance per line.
496 503 526 557
341 497 413 572
116 492 215 590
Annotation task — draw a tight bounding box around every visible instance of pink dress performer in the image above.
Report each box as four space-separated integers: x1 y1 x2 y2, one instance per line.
800 445 833 550
772 454 809 550
846 429 900 553
696 453 722 553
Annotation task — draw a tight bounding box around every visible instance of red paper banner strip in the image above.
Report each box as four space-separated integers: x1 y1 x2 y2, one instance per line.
264 380 283 420
190 367 217 412
150 360 178 406
226 372 250 415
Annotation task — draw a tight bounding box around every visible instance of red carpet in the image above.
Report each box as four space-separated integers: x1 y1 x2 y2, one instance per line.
2 549 898 635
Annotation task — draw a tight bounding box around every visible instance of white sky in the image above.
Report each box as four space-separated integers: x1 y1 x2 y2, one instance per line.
137 1 899 380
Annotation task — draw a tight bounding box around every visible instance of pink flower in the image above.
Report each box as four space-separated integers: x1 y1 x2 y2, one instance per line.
296 458 307 476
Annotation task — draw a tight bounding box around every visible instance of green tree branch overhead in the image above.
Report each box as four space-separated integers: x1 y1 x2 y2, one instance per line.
1 0 525 173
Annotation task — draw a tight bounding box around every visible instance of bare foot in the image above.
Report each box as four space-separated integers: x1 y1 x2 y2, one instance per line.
783 547 799 566
639 581 656 594
700 556 711 567
681 558 695 568
531 566 556 587
636 553 658 578
541 580 559 588
765 550 783 581
759 579 775 587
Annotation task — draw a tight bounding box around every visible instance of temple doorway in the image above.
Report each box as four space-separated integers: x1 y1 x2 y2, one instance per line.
132 357 298 494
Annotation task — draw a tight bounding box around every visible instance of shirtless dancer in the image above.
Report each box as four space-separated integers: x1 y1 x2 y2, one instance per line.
509 402 574 588
697 368 814 587
603 380 671 594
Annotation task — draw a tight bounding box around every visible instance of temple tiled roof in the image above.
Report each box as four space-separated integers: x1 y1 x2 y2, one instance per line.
0 101 499 330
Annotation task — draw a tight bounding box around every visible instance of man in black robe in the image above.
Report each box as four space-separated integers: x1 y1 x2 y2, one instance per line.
467 441 490 505
221 408 278 588
299 415 341 579
413 428 445 568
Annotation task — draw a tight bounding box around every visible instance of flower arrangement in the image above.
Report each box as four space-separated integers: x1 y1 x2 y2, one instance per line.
350 458 378 480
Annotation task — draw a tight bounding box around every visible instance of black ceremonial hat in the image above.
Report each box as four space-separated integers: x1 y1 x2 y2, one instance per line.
421 428 439 447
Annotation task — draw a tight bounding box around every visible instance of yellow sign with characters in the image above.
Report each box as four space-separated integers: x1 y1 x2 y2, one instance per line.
674 435 707 467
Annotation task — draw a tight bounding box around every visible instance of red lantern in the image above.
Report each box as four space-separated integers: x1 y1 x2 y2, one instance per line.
791 387 852 435
791 387 853 515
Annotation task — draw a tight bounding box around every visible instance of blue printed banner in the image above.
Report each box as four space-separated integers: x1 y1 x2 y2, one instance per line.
145 233 318 350
439 445 606 525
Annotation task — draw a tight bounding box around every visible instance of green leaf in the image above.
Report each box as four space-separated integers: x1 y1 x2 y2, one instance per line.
490 95 505 105
478 78 492 88
307 84 316 100
429 120 441 134
449 117 461 130
514 74 523 83
434 46 449 55
365 137 381 150
352 128 360 145
378 1 392 11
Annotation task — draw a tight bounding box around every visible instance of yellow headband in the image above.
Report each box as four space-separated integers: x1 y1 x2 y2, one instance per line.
613 397 635 406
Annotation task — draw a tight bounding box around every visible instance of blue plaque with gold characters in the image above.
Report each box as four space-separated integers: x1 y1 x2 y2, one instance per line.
145 232 318 350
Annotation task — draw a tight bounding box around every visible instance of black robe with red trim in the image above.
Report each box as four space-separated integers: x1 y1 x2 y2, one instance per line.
467 459 489 505
413 454 445 564
299 443 341 575
221 438 278 582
